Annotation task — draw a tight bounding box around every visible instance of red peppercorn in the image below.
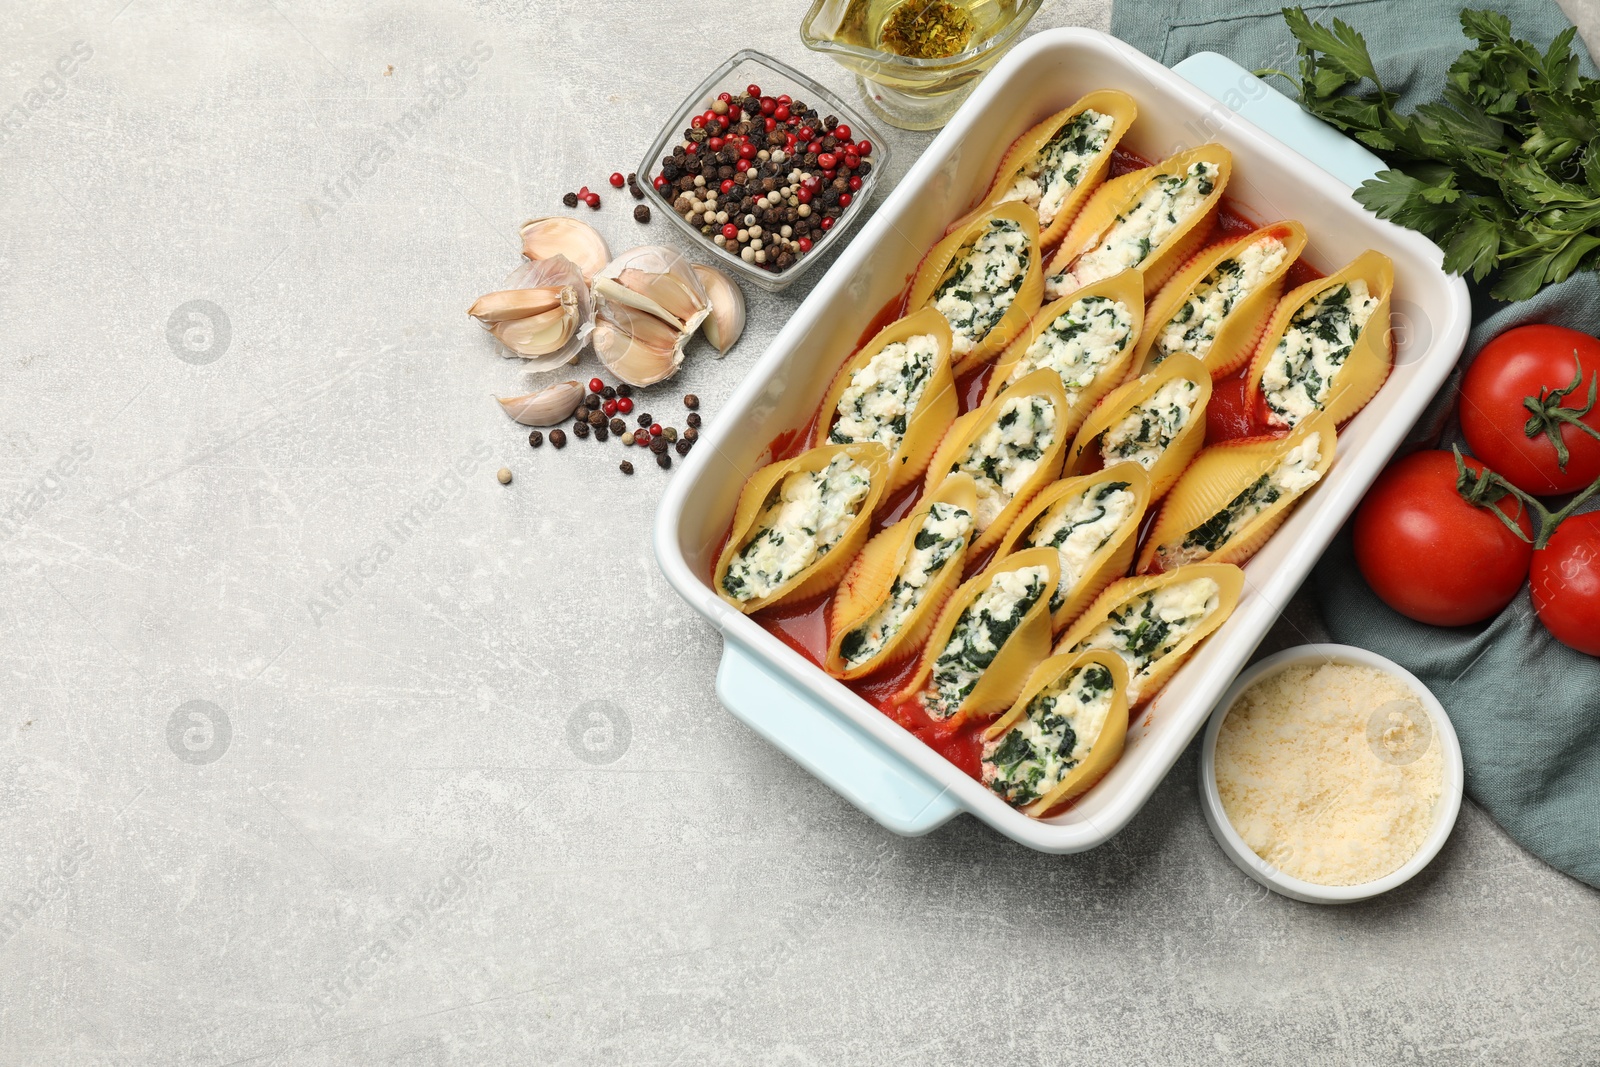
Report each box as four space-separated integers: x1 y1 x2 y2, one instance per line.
690 115 705 130
797 188 813 204
718 91 733 103
797 236 813 252
585 193 601 208
746 83 761 97
838 192 852 208
844 153 860 169
727 105 742 122
848 175 863 191
822 169 836 182
807 140 822 154
603 398 618 417
738 142 757 160
784 133 798 149
760 98 776 116
798 126 816 140
650 422 663 437
722 222 738 239
763 116 776 132
617 396 634 414
856 139 873 157
579 185 590 195
636 431 651 447
720 179 735 194
588 377 604 393
774 104 791 122
685 142 698 154
820 216 834 231
608 172 625 188
777 93 792 105
802 176 821 193
833 124 852 142
817 152 837 169
653 175 668 190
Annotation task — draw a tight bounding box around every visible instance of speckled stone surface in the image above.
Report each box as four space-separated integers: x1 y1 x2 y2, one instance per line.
4 1 1600 1063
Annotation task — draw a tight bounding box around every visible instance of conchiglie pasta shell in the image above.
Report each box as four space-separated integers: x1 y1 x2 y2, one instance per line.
982 268 1145 442
1137 411 1337 574
1132 221 1308 379
713 442 890 613
894 546 1060 728
983 649 1131 817
1045 144 1233 298
825 474 978 679
923 368 1072 556
951 90 1137 249
1064 352 1212 500
811 306 959 494
908 201 1044 374
1053 563 1244 706
1245 249 1395 429
988 461 1150 633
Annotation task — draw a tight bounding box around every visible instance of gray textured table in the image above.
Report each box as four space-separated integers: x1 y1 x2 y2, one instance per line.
5 1 1600 1063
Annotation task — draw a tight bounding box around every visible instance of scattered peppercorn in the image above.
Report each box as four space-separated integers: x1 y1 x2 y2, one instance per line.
609 417 626 434
584 393 602 410
634 204 651 223
662 426 679 443
684 393 700 409
595 425 609 442
684 427 699 443
572 419 590 439
621 430 635 446
675 439 691 456
637 412 653 428
686 412 702 428
585 193 601 209
620 460 634 475
616 383 633 398
550 428 567 449
497 467 513 484
650 436 669 454
562 192 579 208
586 410 606 428
601 385 616 400
527 429 543 448
657 452 672 469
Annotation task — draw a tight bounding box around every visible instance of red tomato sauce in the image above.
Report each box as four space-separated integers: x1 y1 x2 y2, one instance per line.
742 155 1329 794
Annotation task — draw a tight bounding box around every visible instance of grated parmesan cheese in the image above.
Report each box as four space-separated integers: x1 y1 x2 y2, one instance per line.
1214 662 1444 887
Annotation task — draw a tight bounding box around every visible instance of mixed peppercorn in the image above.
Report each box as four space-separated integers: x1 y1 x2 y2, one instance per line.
562 172 650 219
523 377 701 473
652 83 874 274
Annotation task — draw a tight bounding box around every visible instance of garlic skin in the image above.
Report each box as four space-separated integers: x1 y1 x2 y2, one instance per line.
589 246 710 387
692 264 745 356
520 217 610 283
496 379 585 426
479 254 594 370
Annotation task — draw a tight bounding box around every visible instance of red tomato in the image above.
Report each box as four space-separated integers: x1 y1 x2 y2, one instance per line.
1353 450 1534 626
1204 373 1259 444
1459 324 1600 495
1531 513 1600 656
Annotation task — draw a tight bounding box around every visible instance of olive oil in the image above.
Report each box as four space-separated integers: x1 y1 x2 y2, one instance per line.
827 0 1024 62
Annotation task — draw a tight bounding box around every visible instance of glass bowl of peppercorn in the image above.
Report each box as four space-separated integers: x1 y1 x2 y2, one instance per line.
638 49 891 293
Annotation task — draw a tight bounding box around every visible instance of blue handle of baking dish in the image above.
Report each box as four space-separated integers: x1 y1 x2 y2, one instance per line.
716 639 961 835
1172 52 1386 189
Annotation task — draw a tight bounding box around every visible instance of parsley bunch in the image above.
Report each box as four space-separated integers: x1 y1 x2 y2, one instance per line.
1262 8 1600 301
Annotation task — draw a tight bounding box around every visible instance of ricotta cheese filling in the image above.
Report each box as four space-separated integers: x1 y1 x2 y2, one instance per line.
934 217 1031 356
828 333 941 455
923 564 1051 720
1024 480 1139 611
1069 577 1220 697
721 455 873 603
1151 235 1289 364
839 502 973 667
995 109 1116 227
1154 434 1324 569
1261 279 1381 425
982 660 1117 806
1099 377 1200 471
950 395 1059 529
1046 161 1220 298
1004 294 1134 404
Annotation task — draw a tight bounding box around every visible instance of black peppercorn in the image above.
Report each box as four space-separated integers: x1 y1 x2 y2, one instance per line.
675 439 691 456
601 385 616 400
572 419 590 439
657 452 672 469
562 192 579 208
619 460 634 475
684 426 699 442
637 412 653 428
594 425 609 442
587 410 605 428
549 428 567 449
584 393 601 410
686 412 702 428
616 383 633 398
683 393 700 409
634 204 651 223
650 436 668 454
662 426 679 443
527 429 543 448
609 417 626 434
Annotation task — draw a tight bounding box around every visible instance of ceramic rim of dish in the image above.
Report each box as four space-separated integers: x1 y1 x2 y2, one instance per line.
1197 643 1464 905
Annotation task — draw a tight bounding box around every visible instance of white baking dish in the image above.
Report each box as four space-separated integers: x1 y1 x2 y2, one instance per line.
653 28 1470 853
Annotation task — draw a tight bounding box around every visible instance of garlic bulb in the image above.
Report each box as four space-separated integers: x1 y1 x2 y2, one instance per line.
590 246 711 387
520 217 610 283
475 254 593 371
692 264 746 356
496 380 585 426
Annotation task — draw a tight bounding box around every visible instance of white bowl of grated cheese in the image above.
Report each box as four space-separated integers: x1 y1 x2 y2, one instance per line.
1198 644 1464 904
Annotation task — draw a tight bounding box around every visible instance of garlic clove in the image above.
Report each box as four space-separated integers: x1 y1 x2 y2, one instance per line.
490 294 578 357
592 318 685 388
468 286 565 325
692 264 746 356
496 379 586 426
591 245 711 336
520 217 610 283
599 301 683 352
